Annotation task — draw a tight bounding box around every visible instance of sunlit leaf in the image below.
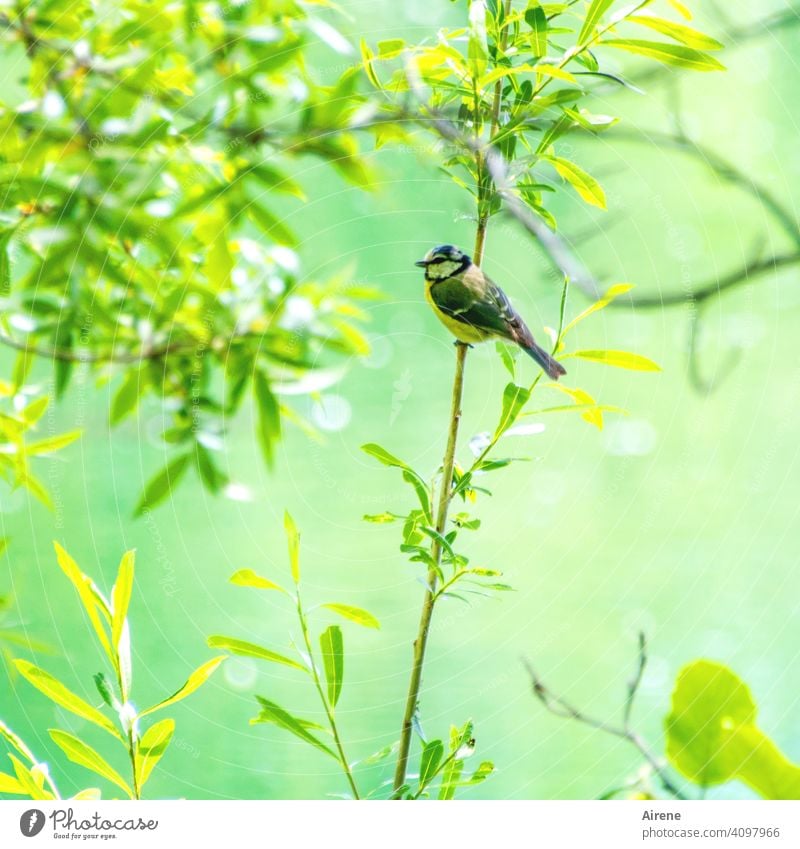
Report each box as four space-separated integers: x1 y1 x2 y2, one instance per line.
207 636 306 671
627 15 723 50
49 730 132 798
111 550 135 665
600 39 725 71
138 657 225 718
136 718 175 789
494 383 531 438
543 155 606 209
14 661 121 739
565 349 661 371
322 603 380 629
284 511 300 584
252 697 338 759
230 569 284 592
562 283 634 335
320 625 344 709
578 0 616 45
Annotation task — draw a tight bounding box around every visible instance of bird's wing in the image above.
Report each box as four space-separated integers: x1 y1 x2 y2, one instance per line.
430 276 522 340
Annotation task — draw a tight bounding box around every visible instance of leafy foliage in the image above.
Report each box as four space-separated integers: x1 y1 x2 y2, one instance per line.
1 545 222 799
0 0 380 514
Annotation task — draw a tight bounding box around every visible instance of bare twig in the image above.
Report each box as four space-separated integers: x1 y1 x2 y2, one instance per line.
525 634 687 800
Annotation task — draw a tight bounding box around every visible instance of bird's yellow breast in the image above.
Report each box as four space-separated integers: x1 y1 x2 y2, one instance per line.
424 282 489 344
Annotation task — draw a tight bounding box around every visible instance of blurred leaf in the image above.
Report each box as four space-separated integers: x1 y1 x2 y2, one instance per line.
110 369 144 426
138 656 225 718
8 754 53 800
136 718 175 790
134 453 191 517
24 430 81 456
322 603 380 629
49 730 132 797
0 771 27 795
566 349 661 371
627 15 723 50
666 660 800 799
320 625 344 709
468 0 489 79
284 511 300 584
254 370 281 469
14 660 121 739
252 697 337 759
207 636 306 671
600 39 725 71
230 569 284 592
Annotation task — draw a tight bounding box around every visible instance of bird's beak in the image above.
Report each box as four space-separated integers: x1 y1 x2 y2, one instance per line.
414 259 428 267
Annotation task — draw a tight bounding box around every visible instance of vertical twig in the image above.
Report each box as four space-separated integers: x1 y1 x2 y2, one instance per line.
392 0 512 795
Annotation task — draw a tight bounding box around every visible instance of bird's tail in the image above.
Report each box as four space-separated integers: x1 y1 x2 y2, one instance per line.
523 341 567 381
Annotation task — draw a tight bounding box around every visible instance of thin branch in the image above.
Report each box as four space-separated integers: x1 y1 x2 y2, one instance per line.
524 634 687 800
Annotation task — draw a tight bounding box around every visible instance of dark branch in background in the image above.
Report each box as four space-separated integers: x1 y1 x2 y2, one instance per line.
524 633 687 800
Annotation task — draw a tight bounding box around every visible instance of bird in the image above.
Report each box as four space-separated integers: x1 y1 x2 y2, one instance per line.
415 244 566 380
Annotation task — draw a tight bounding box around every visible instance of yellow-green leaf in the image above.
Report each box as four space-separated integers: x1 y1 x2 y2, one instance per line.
284 511 300 584
111 550 135 658
322 603 381 629
53 542 113 661
24 430 80 456
14 661 120 739
627 15 723 50
544 155 606 209
9 755 54 800
207 636 306 671
49 730 132 798
319 625 344 709
578 0 616 45
0 771 27 795
600 39 725 71
229 569 283 592
533 64 578 83
565 349 661 371
138 656 225 719
136 718 174 789
562 283 634 335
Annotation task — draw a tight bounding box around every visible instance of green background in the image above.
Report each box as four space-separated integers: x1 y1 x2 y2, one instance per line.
2 0 799 800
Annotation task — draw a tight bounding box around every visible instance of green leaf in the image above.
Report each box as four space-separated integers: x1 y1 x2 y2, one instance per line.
14 661 121 739
565 349 661 371
110 368 145 425
136 718 175 790
360 446 432 518
253 370 281 468
53 542 113 661
525 3 548 56
495 383 531 438
322 603 380 629
248 203 297 247
600 39 725 71
468 0 489 79
111 550 135 661
627 15 723 50
360 39 382 88
252 697 338 759
207 636 306 671
578 0 616 45
230 568 284 592
562 282 634 336
284 511 300 584
23 430 81 456
419 739 444 787
134 453 191 516
21 396 49 425
666 661 800 799
138 656 225 719
320 625 344 709
49 730 132 798
543 155 606 209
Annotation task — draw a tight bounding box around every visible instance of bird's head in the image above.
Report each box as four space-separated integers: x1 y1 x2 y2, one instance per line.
414 244 472 280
